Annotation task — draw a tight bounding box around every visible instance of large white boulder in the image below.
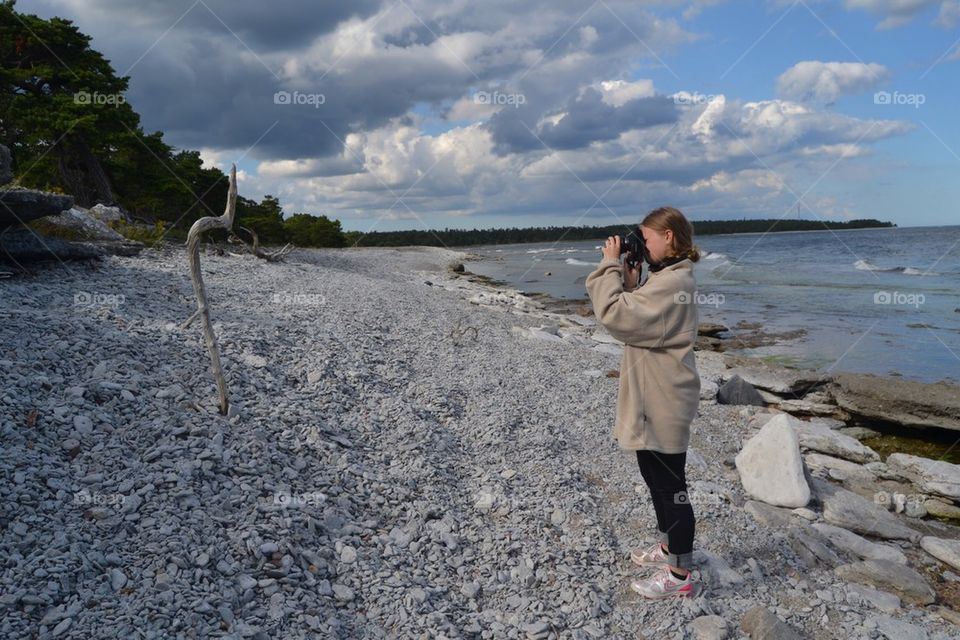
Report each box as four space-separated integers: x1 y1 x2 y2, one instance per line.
735 414 810 508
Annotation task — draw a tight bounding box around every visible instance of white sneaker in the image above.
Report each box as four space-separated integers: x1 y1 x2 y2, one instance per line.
630 541 669 567
631 565 701 599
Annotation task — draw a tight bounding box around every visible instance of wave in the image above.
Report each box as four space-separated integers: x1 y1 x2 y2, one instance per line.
565 258 593 266
526 248 554 254
703 251 727 261
854 259 936 276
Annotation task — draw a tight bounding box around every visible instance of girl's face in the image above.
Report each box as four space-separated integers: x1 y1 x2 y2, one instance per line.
640 225 675 263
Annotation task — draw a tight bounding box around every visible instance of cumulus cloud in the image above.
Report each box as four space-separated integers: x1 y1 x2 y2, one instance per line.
776 61 889 104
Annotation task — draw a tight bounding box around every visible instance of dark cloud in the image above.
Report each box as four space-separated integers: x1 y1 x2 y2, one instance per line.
538 89 678 150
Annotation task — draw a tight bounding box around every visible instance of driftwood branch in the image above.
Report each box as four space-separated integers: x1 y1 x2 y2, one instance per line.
185 163 237 415
228 225 294 262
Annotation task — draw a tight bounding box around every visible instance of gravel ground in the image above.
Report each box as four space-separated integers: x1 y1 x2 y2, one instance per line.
1 244 957 639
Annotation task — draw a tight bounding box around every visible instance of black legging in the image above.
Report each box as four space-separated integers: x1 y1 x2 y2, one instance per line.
636 449 695 570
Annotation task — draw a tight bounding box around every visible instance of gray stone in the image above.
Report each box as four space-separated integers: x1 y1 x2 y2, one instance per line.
717 375 766 406
789 416 880 463
735 415 810 507
817 480 920 542
692 550 745 588
871 614 929 640
740 606 804 640
788 526 844 568
835 559 935 605
0 228 103 264
51 618 72 637
811 523 907 565
804 452 875 482
744 500 801 528
89 203 131 224
845 583 901 612
332 583 354 601
109 568 127 592
236 575 257 591
722 363 826 395
259 542 279 555
832 372 960 432
39 206 129 242
689 615 727 640
920 536 960 572
0 187 73 228
924 498 960 520
886 452 960 500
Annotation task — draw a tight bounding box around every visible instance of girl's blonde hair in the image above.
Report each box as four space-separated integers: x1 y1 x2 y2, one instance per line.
641 206 701 262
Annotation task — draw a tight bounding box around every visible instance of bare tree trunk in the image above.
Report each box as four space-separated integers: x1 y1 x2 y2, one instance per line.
185 164 237 415
230 225 294 262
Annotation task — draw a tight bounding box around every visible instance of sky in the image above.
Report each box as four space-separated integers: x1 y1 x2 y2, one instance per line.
19 0 960 231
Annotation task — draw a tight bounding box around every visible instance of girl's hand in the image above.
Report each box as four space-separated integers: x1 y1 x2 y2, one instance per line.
602 236 621 262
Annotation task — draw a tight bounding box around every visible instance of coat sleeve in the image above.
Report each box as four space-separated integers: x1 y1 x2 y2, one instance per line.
585 257 683 347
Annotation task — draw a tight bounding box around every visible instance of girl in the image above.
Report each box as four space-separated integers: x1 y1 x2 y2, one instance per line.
584 206 702 599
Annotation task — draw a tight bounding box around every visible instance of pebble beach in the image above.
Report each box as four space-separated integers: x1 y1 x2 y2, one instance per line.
2 244 960 639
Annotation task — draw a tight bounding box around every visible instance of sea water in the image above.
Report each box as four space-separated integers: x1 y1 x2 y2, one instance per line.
461 225 960 384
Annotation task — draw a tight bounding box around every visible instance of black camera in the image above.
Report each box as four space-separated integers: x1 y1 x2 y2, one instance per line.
617 228 649 269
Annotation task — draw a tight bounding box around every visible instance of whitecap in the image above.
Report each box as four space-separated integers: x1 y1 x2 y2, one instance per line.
854 259 898 272
565 258 593 266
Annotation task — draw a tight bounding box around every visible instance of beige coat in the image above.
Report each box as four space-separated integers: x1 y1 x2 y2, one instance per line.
585 256 701 453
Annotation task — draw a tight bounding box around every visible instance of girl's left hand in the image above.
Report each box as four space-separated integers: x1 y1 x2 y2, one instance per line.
602 236 620 261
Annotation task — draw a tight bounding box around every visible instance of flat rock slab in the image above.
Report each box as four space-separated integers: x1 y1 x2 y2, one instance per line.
791 418 879 464
834 559 935 605
811 523 908 565
816 479 920 542
920 536 960 572
886 452 960 501
831 372 960 431
721 357 828 395
0 187 74 228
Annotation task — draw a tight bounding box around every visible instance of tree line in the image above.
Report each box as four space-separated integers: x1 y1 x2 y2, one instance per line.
343 218 895 248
